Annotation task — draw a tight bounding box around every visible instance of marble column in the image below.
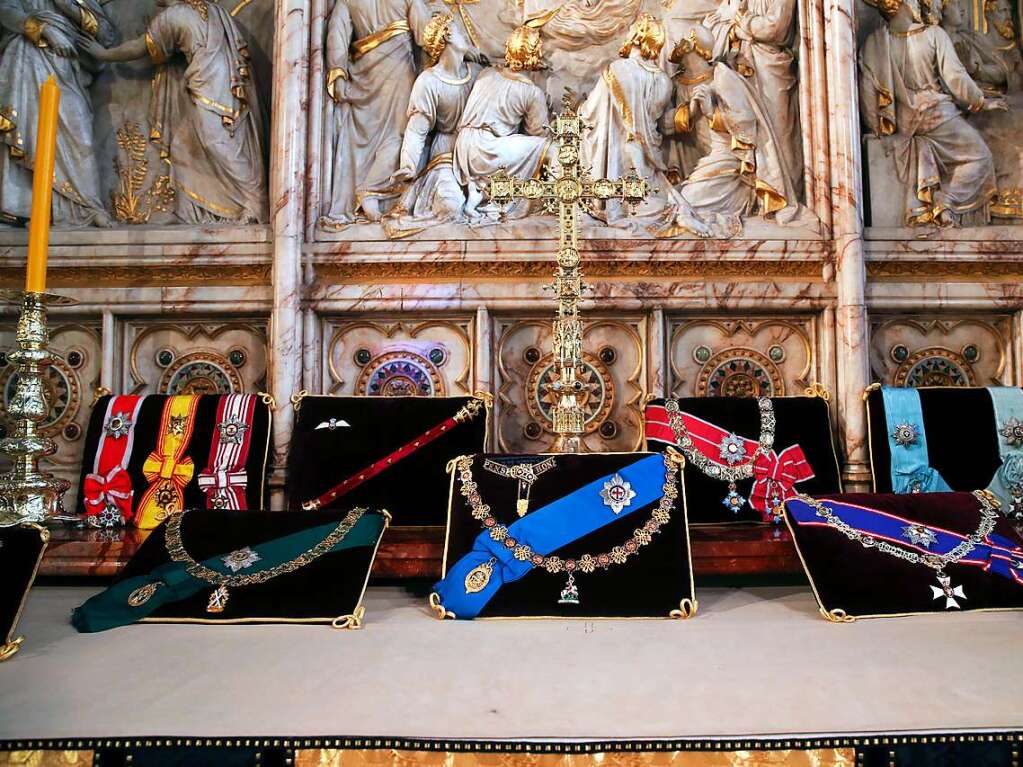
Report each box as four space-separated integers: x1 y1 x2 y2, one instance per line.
825 0 872 490
268 0 310 508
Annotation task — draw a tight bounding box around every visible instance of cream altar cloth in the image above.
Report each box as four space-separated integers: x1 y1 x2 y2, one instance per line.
1 586 1021 740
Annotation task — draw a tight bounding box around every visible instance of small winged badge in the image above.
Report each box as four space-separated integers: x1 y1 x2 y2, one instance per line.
315 418 351 431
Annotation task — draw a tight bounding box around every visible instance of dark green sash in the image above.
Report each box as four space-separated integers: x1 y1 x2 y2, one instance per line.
72 514 384 632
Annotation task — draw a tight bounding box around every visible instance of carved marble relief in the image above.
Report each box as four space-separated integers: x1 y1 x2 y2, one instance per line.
316 0 819 241
0 0 272 228
858 0 1023 229
319 318 474 395
495 316 645 452
668 317 817 397
124 320 269 394
869 315 1012 385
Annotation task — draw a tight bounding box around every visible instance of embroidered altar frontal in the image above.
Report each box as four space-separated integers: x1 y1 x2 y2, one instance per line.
866 385 1023 519
645 396 842 525
287 394 489 526
433 452 695 619
75 508 388 626
784 491 1023 620
74 394 273 529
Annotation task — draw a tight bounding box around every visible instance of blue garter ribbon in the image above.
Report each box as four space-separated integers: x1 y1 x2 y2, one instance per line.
434 454 667 619
787 496 1023 585
987 387 1023 517
881 387 951 494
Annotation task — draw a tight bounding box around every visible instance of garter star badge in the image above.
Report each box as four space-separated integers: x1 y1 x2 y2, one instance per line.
892 422 919 448
930 573 966 610
718 433 747 465
104 412 133 439
901 524 938 549
1000 417 1023 447
222 546 261 572
217 416 250 445
600 473 637 515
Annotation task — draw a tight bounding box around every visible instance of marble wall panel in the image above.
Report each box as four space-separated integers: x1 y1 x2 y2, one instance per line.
317 317 476 396
122 319 269 395
869 314 1015 387
668 316 820 398
494 315 647 453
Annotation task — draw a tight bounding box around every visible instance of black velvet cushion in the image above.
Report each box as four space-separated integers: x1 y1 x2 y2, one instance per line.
286 395 488 526
645 396 842 524
74 394 273 522
440 452 695 618
865 386 1005 492
118 508 387 623
785 492 1023 619
0 524 48 651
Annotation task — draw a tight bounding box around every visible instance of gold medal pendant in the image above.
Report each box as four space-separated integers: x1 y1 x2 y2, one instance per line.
516 498 530 517
128 582 160 607
207 584 230 613
464 558 495 594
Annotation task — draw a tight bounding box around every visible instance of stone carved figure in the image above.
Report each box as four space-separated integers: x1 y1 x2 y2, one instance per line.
321 0 433 227
0 0 119 227
670 25 800 236
704 0 803 195
453 22 552 221
579 14 710 237
384 13 480 238
860 0 1006 226
664 25 714 184
85 0 268 225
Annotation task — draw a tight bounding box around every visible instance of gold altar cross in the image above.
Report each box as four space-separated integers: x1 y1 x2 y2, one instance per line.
488 102 648 453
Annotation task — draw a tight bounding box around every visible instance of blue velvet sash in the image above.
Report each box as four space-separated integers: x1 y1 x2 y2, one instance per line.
787 496 1023 585
881 387 951 494
987 387 1023 516
434 454 667 619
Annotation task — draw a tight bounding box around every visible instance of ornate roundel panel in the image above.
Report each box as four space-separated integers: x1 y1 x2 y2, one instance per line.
526 351 615 435
159 351 243 395
354 350 445 397
696 348 785 398
0 353 81 438
894 347 976 388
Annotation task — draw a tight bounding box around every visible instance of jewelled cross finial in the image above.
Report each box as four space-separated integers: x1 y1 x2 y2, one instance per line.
488 102 648 452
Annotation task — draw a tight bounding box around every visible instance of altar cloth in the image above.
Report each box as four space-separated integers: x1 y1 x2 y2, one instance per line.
1 586 1020 741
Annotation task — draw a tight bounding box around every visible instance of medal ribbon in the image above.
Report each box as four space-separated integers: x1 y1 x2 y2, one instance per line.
786 496 1023 586
302 398 485 510
71 512 387 633
881 387 952 494
434 454 667 619
197 394 258 511
646 404 814 522
136 396 200 529
83 395 145 522
986 387 1023 515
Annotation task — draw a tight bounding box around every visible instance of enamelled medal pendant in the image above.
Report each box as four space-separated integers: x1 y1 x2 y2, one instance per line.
207 584 230 613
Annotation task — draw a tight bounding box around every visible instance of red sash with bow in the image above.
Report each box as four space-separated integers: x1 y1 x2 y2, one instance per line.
197 394 258 510
83 395 144 523
646 403 815 522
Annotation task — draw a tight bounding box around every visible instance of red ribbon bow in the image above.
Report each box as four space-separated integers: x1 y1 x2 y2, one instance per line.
750 444 814 522
82 466 134 521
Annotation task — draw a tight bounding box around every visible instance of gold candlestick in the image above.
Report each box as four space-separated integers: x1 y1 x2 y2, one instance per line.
0 289 76 527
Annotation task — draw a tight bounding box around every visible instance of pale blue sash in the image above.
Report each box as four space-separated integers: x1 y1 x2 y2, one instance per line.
881 387 951 494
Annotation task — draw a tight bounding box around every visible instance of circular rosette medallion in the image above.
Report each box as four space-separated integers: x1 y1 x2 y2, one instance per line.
894 347 975 388
355 350 444 397
160 351 243 395
526 350 614 434
696 348 784 398
0 353 80 438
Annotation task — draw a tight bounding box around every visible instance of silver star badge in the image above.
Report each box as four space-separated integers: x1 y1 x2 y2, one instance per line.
718 433 748 465
902 524 938 549
892 422 919 448
315 418 351 431
600 473 637 515
1000 417 1023 448
104 412 133 439
930 573 966 610
222 547 261 573
218 416 250 445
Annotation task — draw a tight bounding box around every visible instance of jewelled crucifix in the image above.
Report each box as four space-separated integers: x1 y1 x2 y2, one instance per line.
488 100 648 453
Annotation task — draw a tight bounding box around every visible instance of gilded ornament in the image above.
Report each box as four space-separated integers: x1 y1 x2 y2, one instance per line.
464 558 494 593
128 582 161 607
